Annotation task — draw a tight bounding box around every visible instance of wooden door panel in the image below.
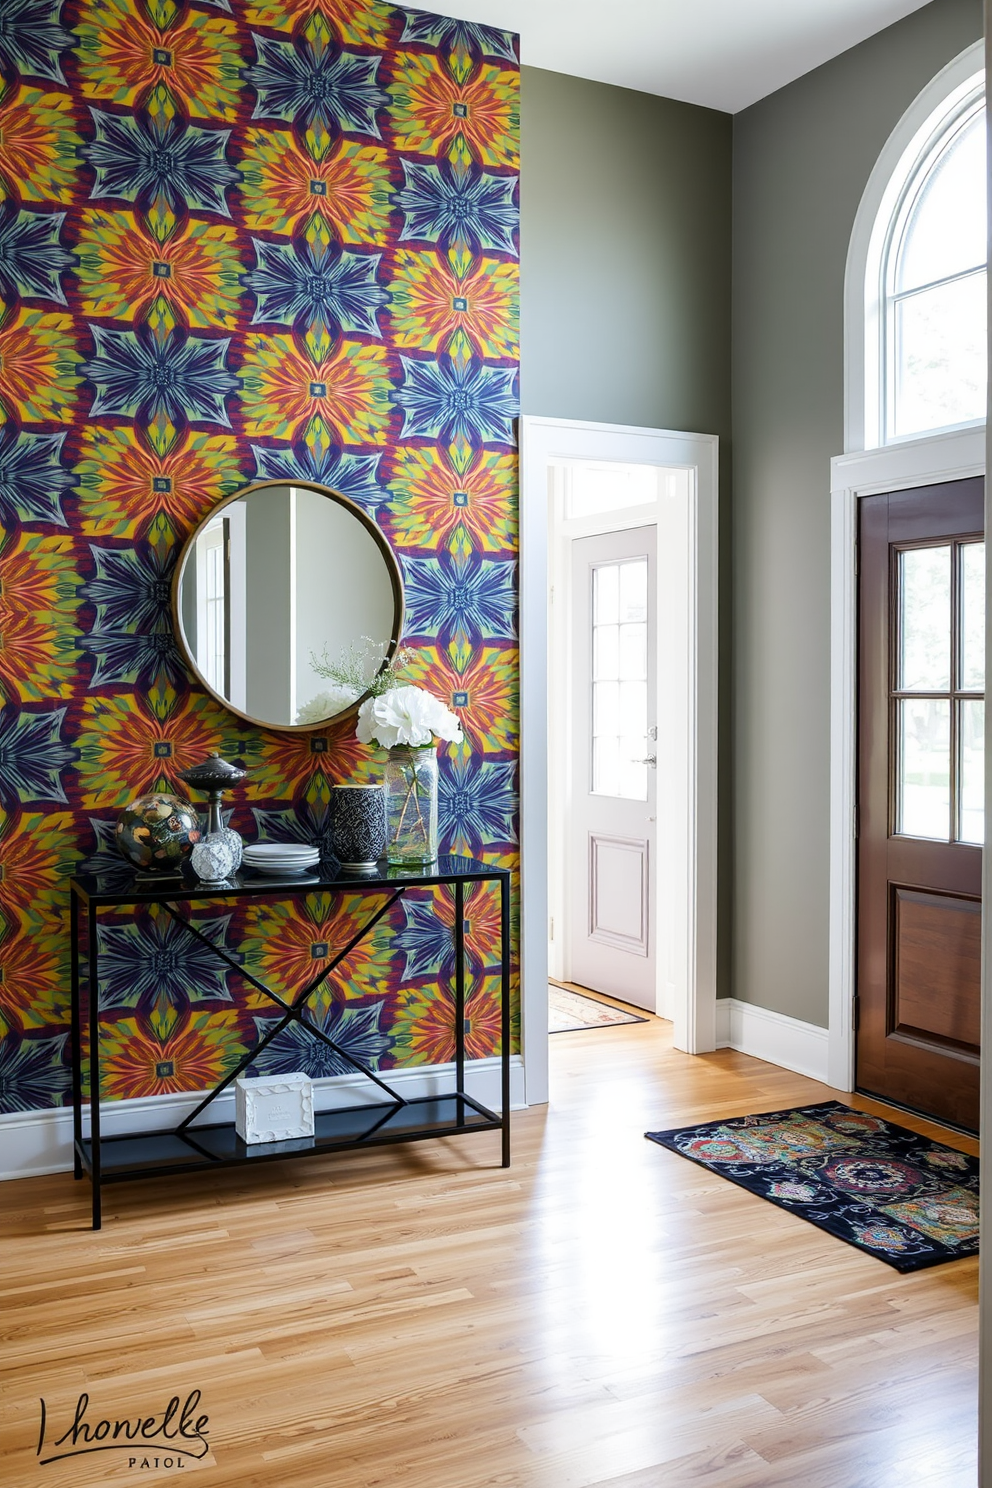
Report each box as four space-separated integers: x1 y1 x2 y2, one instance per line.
856 478 983 1131
891 888 981 1050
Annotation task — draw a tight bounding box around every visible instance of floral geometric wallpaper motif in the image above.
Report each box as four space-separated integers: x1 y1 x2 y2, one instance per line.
0 0 519 1113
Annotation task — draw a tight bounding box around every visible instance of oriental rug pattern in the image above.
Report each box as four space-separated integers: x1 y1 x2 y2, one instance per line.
646 1100 978 1272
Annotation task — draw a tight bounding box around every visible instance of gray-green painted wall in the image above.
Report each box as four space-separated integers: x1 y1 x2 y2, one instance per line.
519 65 735 992
520 66 732 433
731 0 984 1024
520 0 983 1028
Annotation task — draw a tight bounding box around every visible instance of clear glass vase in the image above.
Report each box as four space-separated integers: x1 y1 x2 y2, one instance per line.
384 745 438 866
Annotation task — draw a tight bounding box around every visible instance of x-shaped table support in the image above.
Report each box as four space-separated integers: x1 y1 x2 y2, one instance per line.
157 889 406 1135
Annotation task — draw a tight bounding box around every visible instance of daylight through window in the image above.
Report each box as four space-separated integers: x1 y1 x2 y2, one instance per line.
882 81 986 442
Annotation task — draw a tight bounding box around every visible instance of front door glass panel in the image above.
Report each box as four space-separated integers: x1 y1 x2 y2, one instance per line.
898 697 950 838
895 538 985 842
959 697 985 844
899 545 950 689
961 540 985 688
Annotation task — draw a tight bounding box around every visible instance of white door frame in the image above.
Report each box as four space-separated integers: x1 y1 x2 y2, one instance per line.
828 424 986 1092
520 416 719 1105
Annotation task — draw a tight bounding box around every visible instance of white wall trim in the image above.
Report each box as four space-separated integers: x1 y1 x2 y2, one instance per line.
520 417 719 1094
844 40 984 453
0 1056 526 1182
519 416 550 1106
829 427 985 1097
716 999 830 1086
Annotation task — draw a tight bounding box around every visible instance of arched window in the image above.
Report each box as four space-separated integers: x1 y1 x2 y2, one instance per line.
846 43 986 451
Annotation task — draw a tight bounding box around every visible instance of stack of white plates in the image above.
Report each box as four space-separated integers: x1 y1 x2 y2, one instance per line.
242 842 320 876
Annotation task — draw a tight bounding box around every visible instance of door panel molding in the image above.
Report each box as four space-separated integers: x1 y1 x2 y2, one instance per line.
588 833 649 956
890 885 981 1053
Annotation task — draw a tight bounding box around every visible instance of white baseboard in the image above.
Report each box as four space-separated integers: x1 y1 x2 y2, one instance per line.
715 998 830 1085
0 1056 526 1182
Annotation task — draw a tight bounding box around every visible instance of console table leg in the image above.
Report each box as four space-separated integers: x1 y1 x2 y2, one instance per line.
70 891 82 1180
454 881 465 1126
88 905 102 1230
500 874 510 1168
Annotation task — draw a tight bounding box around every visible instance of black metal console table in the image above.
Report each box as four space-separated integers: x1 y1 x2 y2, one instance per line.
69 856 511 1229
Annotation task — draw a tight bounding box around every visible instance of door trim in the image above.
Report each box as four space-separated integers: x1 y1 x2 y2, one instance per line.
829 425 986 1093
520 417 719 1104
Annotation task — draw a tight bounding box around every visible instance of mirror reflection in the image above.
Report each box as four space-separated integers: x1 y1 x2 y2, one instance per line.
175 483 403 731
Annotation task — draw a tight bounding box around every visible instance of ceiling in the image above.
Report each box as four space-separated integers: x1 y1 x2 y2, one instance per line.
416 0 937 113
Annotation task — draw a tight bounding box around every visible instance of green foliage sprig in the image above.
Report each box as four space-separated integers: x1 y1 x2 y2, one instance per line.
309 636 413 700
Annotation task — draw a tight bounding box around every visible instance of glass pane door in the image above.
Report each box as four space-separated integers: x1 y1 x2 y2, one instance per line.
591 557 648 800
895 538 985 842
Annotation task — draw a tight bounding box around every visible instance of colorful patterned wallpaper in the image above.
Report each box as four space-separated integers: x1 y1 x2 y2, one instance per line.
0 0 519 1113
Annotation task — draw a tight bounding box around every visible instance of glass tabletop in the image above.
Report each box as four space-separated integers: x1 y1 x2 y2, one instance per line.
70 854 508 906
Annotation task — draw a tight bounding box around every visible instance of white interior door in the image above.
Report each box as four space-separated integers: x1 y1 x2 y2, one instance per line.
567 525 657 1010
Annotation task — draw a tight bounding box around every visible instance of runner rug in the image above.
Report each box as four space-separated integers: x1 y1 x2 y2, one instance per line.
645 1100 978 1272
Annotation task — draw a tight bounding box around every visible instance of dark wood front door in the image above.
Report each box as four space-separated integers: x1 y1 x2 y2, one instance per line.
857 479 984 1132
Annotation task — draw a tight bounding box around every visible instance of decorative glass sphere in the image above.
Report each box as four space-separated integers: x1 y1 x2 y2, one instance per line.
115 792 201 873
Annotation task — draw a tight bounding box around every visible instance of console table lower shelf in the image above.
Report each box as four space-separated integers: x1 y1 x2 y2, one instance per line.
75 1093 503 1183
69 856 511 1228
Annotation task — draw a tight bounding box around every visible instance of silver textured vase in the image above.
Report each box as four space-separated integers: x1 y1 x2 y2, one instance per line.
190 832 238 884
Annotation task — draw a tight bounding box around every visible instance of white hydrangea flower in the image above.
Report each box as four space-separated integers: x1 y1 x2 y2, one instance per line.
356 685 464 749
296 684 361 726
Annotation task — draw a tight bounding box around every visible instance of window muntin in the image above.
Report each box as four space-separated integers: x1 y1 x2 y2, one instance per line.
895 539 985 844
883 89 987 443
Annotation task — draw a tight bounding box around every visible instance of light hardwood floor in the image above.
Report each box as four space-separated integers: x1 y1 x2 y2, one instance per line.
0 1017 978 1488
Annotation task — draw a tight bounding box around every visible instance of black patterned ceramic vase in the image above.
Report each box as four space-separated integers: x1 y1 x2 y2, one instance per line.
330 785 387 870
115 792 201 874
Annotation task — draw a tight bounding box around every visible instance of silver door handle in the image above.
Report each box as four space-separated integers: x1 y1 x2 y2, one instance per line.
636 756 657 768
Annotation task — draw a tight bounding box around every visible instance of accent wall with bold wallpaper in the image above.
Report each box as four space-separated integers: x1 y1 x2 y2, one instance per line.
0 0 519 1115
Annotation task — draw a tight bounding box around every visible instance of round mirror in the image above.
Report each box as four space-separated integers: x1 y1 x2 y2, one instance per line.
172 481 404 731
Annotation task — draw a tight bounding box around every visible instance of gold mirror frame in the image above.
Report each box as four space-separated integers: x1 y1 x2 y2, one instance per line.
171 480 405 734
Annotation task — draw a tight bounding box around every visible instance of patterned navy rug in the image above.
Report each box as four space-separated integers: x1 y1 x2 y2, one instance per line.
646 1100 978 1272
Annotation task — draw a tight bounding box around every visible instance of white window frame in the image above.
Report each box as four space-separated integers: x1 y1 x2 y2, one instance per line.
845 40 985 453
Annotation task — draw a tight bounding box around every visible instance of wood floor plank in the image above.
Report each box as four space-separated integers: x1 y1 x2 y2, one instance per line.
0 1016 977 1487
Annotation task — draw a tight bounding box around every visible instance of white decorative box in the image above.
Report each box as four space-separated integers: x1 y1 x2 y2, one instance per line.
235 1073 315 1144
